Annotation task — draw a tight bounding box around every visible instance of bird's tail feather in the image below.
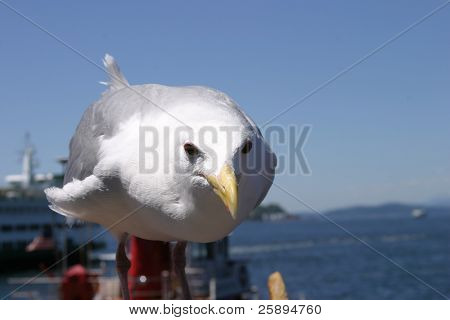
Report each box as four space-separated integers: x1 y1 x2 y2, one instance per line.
101 53 129 91
48 204 78 227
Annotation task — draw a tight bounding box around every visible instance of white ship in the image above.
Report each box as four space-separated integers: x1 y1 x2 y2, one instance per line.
0 140 108 272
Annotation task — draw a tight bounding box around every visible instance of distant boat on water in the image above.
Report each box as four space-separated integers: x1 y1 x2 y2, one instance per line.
411 208 427 219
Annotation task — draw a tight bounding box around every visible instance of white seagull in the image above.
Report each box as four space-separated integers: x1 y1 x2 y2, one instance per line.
45 54 276 299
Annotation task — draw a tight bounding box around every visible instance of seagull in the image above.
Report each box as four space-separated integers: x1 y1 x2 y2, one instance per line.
45 54 276 299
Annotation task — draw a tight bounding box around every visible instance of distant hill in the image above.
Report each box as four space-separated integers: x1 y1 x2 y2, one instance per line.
323 202 450 219
261 202 450 221
325 203 416 215
428 196 450 207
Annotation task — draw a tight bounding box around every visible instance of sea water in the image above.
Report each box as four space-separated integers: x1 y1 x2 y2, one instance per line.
1 210 449 299
230 212 450 299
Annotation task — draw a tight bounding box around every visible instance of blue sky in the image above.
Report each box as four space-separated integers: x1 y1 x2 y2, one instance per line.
1 0 449 211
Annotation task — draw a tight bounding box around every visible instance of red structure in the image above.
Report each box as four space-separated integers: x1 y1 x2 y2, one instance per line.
128 237 171 299
60 264 98 299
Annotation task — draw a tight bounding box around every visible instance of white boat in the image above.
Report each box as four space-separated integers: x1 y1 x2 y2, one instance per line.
411 208 427 219
0 139 108 272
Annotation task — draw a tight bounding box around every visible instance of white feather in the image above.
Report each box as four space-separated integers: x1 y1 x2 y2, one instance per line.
102 53 129 91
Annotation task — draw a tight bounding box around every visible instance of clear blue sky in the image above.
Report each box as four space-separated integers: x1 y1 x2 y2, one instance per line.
1 0 449 211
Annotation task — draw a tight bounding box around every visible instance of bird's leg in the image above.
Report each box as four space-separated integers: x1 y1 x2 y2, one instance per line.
173 241 192 299
116 233 131 300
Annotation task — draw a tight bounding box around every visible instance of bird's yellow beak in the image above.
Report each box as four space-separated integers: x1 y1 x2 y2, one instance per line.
206 164 238 219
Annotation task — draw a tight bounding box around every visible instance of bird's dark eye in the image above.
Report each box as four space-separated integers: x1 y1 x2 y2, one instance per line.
241 140 253 154
184 143 199 156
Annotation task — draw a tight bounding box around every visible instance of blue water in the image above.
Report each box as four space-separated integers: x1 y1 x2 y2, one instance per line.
229 213 450 299
1 211 449 299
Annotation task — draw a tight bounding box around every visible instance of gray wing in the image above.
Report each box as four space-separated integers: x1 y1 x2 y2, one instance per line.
64 102 106 184
63 84 162 184
64 53 135 184
64 90 144 183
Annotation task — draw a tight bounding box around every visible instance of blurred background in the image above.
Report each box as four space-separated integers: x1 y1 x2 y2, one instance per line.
0 0 449 299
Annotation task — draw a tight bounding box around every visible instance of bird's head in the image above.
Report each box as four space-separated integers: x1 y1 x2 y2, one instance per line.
123 86 276 241
176 124 274 221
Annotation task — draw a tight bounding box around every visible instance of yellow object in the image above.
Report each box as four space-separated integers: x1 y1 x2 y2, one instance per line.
268 271 289 300
206 164 238 219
